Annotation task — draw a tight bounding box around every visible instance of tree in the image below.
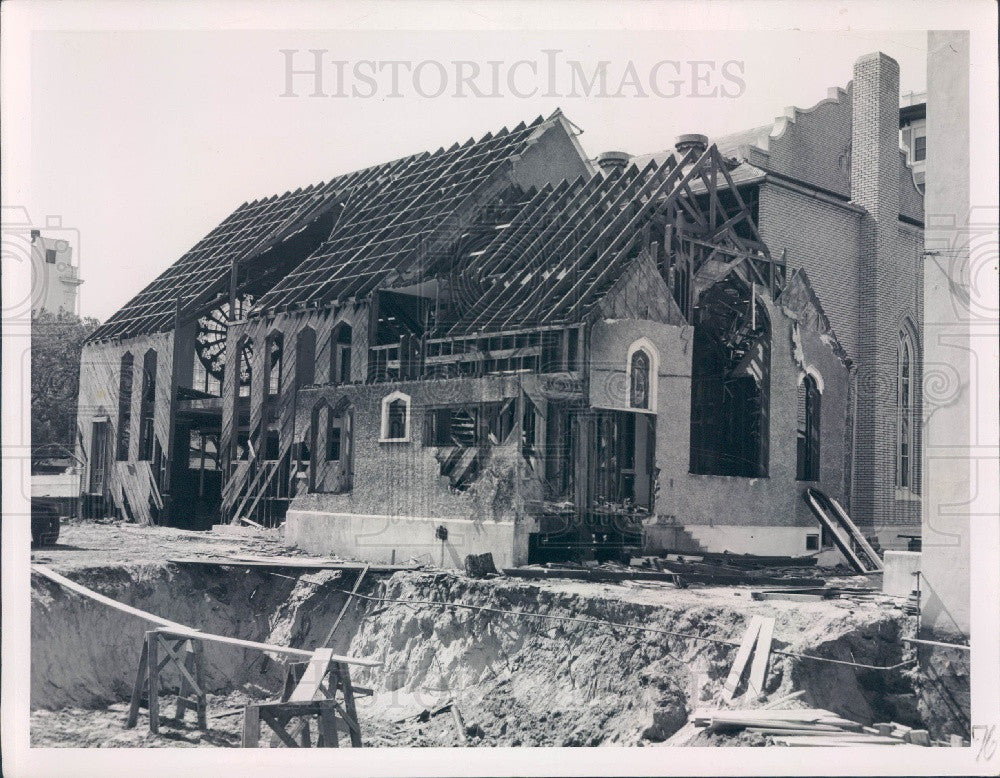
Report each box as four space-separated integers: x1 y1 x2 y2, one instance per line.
31 310 100 460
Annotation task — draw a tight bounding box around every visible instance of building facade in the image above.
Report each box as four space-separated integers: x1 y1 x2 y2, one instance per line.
76 52 923 564
31 229 83 316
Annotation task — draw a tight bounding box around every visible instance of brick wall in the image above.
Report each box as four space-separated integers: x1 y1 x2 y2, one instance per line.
758 184 862 359
764 86 853 196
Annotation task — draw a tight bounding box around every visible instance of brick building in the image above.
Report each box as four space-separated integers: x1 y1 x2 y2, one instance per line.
75 51 922 564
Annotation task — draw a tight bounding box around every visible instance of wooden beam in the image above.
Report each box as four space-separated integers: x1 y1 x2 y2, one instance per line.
723 615 762 702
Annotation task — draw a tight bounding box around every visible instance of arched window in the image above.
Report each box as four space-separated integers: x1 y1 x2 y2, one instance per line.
630 351 650 409
380 391 411 442
689 279 770 478
236 336 253 398
309 399 353 494
138 349 157 461
266 332 283 396
331 322 352 385
116 352 134 461
897 328 916 489
626 338 658 412
796 372 822 481
295 327 316 389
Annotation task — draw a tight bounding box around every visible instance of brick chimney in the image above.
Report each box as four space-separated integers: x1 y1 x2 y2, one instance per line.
850 51 903 530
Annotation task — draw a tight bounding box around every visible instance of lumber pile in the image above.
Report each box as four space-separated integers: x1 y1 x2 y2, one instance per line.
691 708 932 746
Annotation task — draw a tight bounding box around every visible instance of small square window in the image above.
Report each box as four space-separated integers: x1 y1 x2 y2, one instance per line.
805 534 820 551
45 248 57 264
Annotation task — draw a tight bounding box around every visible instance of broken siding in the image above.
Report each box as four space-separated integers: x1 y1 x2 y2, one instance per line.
76 332 173 523
219 303 372 520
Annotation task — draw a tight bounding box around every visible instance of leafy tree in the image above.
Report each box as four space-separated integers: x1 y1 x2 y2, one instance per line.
31 310 100 459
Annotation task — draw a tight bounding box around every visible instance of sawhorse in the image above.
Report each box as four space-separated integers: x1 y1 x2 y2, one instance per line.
242 647 363 748
125 629 207 734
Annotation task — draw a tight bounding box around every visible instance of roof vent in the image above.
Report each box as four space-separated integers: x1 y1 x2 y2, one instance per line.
675 133 709 156
595 151 631 176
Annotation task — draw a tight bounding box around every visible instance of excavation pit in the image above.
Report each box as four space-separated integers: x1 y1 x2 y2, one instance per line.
29 524 969 747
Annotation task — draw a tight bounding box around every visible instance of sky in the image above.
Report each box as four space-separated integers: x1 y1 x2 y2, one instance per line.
29 28 927 322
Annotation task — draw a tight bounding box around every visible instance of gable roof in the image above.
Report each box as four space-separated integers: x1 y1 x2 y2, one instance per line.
446 143 766 336
252 116 564 314
90 113 579 342
88 164 391 342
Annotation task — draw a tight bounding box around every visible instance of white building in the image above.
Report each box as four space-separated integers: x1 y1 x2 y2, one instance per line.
900 90 927 192
31 229 83 315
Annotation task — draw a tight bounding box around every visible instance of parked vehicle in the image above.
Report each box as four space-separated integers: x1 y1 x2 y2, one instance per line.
31 498 62 547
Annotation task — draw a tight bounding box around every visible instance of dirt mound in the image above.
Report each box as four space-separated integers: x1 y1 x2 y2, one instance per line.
344 572 913 745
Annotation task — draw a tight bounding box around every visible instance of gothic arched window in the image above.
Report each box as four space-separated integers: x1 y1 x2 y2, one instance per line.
629 349 651 409
897 329 916 489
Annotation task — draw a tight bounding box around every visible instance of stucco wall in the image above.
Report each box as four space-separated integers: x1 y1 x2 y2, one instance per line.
286 374 536 565
589 302 850 556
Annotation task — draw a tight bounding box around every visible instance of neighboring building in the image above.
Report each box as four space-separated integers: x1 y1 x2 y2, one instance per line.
76 51 922 565
918 32 970 640
900 90 927 193
31 229 83 315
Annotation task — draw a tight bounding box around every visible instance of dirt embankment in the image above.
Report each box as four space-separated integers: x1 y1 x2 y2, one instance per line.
33 554 966 747
344 573 917 746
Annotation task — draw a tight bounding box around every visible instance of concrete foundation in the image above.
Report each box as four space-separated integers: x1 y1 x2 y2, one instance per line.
882 550 921 598
646 523 824 557
284 509 526 569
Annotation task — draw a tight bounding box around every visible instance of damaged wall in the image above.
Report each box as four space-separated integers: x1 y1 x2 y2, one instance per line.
76 331 175 524
612 294 853 556
286 375 535 567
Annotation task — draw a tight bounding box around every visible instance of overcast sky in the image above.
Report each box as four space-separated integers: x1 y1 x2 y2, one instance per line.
30 28 926 322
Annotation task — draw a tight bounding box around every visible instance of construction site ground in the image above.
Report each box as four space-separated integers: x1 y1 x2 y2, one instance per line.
29 521 969 748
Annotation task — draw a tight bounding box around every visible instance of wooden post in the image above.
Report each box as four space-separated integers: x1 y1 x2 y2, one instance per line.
125 636 150 729
337 662 363 747
318 702 340 747
147 630 160 733
242 703 260 748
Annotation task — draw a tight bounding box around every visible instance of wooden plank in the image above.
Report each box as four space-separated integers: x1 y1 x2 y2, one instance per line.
748 617 775 697
147 631 160 733
338 663 363 747
289 648 335 702
125 638 149 728
33 564 380 665
190 554 415 572
723 616 762 702
692 708 842 723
